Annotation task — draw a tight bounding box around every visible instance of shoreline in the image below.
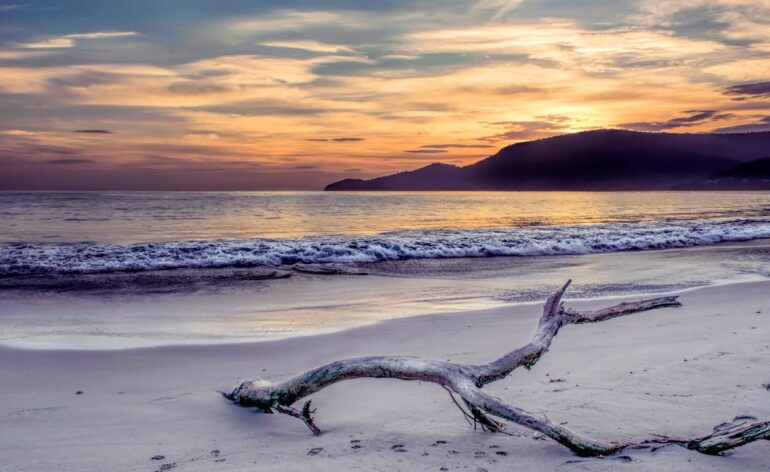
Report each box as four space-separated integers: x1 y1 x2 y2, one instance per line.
2 239 770 351
2 275 768 353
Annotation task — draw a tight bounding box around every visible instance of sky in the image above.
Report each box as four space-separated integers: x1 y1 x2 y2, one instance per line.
0 0 769 190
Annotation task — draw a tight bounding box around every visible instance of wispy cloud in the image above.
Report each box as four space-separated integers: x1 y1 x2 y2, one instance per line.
0 4 31 12
629 0 770 45
404 149 447 154
714 116 770 133
482 119 573 141
73 129 112 134
307 137 364 142
230 10 360 34
0 129 36 135
420 144 494 149
21 38 75 49
401 20 723 74
724 81 770 99
46 158 95 165
65 31 139 40
21 31 138 49
619 110 737 132
472 0 526 21
261 40 357 54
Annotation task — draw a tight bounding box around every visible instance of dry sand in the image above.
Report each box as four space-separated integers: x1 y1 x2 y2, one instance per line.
1 281 769 471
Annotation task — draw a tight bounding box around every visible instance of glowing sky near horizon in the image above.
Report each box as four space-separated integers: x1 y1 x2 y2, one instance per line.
1 0 769 190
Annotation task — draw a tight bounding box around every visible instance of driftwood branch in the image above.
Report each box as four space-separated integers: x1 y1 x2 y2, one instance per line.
225 280 769 457
274 400 321 436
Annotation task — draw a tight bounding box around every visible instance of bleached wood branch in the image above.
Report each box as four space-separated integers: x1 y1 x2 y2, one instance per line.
225 280 769 457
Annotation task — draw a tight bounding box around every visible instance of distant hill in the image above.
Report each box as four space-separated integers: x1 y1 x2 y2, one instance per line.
324 130 770 191
690 157 770 190
713 157 770 179
326 163 464 191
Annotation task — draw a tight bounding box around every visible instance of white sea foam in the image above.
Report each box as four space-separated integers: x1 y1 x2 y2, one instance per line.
2 218 770 276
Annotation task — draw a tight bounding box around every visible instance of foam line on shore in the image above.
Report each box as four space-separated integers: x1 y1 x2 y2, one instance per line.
2 218 770 276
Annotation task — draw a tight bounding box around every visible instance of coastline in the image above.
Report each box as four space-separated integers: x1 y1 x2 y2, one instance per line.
3 239 770 350
2 280 769 471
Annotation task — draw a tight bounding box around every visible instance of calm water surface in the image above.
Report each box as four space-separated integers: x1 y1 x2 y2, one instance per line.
3 191 770 243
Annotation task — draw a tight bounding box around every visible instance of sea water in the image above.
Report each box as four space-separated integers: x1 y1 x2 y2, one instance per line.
2 190 770 349
2 190 770 276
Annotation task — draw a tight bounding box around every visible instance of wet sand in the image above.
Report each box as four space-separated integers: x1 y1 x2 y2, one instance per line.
2 240 770 350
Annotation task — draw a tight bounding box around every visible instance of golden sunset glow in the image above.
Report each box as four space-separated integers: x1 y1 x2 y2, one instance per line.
1 0 769 189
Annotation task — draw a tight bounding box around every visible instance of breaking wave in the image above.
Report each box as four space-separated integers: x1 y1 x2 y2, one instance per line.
2 218 770 276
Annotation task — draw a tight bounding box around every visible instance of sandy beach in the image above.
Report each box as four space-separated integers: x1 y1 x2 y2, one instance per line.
2 280 768 471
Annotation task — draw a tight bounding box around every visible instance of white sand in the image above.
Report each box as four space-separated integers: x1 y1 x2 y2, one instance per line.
1 281 769 471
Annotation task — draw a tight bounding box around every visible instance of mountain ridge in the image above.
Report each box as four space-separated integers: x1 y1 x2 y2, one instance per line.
324 129 770 191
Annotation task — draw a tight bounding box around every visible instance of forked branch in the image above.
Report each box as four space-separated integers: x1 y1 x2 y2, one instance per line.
225 280 769 457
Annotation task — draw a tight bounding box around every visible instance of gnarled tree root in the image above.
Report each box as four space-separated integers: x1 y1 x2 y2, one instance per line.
225 280 770 457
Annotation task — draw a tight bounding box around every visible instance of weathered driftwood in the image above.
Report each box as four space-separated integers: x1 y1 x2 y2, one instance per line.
225 280 770 457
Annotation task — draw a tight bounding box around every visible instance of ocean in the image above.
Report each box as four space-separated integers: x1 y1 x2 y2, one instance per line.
2 190 770 349
2 190 770 276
